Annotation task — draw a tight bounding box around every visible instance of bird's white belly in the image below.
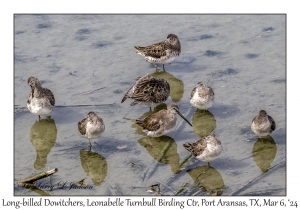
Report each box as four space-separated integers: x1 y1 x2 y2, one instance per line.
145 127 172 137
196 143 222 162
85 122 102 139
146 56 176 64
27 101 52 116
251 121 271 136
197 154 218 162
190 93 214 110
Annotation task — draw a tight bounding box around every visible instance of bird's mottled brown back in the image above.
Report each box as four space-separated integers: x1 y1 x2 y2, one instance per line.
136 109 167 131
190 86 197 98
43 88 55 106
135 42 168 58
268 115 276 132
130 76 170 103
78 117 88 136
183 138 207 157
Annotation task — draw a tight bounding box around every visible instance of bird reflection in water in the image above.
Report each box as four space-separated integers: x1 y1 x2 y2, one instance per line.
138 135 180 174
29 117 57 170
191 109 216 138
187 165 225 196
252 135 277 173
80 149 108 186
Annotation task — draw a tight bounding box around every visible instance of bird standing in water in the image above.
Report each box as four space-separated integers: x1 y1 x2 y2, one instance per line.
134 34 181 72
183 133 223 167
27 76 55 120
190 82 215 110
121 74 170 111
78 111 105 148
136 103 192 137
251 110 276 137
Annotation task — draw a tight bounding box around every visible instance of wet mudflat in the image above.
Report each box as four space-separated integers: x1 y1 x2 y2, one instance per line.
14 14 285 196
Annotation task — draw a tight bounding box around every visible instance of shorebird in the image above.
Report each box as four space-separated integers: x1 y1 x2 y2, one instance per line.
78 111 105 148
134 34 181 72
190 82 215 110
121 74 170 111
27 76 55 120
251 110 276 137
183 133 222 166
136 103 192 137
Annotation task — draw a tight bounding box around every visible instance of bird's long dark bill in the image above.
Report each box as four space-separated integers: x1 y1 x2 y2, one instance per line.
175 110 193 127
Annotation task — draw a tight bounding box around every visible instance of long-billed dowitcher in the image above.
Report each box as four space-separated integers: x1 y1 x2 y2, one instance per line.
78 111 105 147
134 34 181 71
190 82 215 110
183 133 222 166
251 110 276 137
136 103 192 137
27 76 55 119
121 74 170 110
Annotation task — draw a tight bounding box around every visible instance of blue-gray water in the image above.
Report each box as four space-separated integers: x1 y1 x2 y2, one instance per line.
14 14 286 196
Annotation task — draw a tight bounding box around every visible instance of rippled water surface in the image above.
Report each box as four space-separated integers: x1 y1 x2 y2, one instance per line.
14 14 286 196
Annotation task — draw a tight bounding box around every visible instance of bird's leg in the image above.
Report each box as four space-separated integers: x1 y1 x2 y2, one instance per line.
162 64 166 72
150 103 156 112
150 62 160 71
208 162 211 167
154 64 160 72
88 140 92 150
146 60 160 71
38 115 41 121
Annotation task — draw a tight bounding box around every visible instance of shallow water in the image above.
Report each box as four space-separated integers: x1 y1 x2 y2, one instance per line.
14 14 286 196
